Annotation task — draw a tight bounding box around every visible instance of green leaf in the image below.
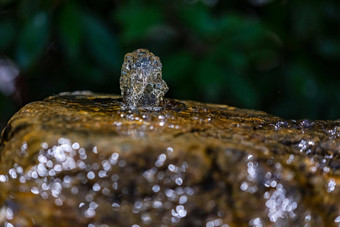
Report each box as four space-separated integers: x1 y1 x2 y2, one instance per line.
163 51 194 82
58 2 83 59
217 49 248 72
0 0 15 6
197 58 225 101
317 38 340 59
248 49 280 70
83 14 120 71
16 12 49 69
286 62 317 98
291 2 322 38
115 5 163 42
224 70 259 108
0 20 15 51
219 14 244 34
219 14 268 48
179 4 216 36
69 57 107 84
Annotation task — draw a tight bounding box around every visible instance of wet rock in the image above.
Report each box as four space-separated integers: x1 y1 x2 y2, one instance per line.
0 92 339 226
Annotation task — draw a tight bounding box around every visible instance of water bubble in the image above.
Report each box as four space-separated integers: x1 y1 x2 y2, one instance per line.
55 198 63 206
152 185 160 193
167 147 174 153
30 187 39 194
4 222 14 227
112 182 118 190
8 169 17 179
179 195 188 204
240 182 248 191
85 194 94 202
72 143 80 150
176 205 187 218
89 202 98 209
19 176 26 183
111 174 119 181
118 160 126 167
110 153 119 165
87 171 95 180
38 154 47 163
328 179 336 193
102 160 111 171
335 216 340 223
92 183 101 192
98 170 107 178
165 189 175 198
84 208 96 218
71 187 79 195
112 203 120 208
141 213 152 224
102 187 110 196
134 201 143 210
168 164 176 172
152 200 162 209
0 175 7 182
41 142 48 149
31 171 38 178
175 177 183 185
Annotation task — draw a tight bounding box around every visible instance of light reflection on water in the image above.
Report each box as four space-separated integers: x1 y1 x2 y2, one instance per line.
0 138 199 226
0 131 339 226
264 183 297 222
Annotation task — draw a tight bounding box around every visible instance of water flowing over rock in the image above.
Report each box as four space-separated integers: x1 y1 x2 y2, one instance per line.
0 92 339 226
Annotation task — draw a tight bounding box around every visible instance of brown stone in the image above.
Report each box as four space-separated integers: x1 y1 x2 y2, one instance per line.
0 92 339 226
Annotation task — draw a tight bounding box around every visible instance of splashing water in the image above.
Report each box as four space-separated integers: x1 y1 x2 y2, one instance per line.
120 49 169 109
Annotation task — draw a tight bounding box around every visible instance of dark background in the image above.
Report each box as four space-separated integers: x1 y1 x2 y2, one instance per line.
0 0 339 130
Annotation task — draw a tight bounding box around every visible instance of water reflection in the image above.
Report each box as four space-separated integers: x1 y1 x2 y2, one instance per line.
264 183 297 222
0 139 196 226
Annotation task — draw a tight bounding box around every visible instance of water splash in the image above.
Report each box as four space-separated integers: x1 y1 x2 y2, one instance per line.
120 49 169 109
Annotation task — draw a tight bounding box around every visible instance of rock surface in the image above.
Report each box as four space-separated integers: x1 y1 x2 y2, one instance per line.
0 92 339 226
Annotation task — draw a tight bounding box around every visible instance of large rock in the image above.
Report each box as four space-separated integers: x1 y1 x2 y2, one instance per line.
0 92 339 226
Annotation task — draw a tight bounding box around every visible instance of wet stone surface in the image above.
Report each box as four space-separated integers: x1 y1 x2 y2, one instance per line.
0 92 340 226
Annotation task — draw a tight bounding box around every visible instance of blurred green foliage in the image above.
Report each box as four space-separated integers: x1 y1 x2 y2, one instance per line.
0 0 339 130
